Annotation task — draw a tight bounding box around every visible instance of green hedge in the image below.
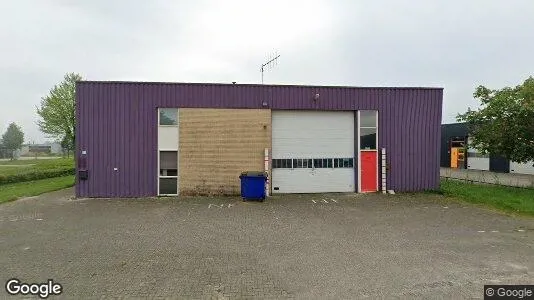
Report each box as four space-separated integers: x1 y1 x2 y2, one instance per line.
0 167 75 185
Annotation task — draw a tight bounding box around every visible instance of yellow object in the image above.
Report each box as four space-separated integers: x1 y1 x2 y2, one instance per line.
451 148 458 168
450 147 466 169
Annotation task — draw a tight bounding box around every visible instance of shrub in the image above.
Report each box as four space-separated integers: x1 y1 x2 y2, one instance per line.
0 167 75 185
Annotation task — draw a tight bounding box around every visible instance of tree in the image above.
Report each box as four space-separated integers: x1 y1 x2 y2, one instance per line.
1 123 24 159
61 135 71 158
457 76 534 164
36 73 82 156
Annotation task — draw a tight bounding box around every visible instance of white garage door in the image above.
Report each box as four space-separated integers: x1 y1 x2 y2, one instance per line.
271 111 355 193
466 138 490 171
510 161 534 175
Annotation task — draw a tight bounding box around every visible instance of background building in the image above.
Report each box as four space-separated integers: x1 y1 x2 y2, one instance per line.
19 142 63 156
441 122 534 175
76 81 443 198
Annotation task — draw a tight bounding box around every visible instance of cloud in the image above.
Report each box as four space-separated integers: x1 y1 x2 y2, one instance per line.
0 0 533 142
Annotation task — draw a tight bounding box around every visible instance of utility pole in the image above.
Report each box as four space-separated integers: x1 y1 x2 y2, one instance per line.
261 53 280 84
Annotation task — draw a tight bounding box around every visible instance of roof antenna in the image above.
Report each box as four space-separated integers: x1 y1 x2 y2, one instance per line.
261 51 280 84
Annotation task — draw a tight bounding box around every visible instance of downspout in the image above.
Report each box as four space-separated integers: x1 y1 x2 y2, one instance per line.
265 148 270 197
382 148 387 194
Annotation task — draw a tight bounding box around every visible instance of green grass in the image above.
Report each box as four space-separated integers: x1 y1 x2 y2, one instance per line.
0 175 74 204
440 179 534 216
0 158 74 177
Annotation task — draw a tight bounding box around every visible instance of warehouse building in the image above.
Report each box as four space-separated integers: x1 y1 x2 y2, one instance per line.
75 82 443 198
441 122 534 174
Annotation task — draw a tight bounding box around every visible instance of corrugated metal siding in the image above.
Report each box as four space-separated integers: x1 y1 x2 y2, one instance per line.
76 82 443 197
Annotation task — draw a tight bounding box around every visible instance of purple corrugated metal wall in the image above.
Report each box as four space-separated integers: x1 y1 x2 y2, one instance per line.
75 82 443 197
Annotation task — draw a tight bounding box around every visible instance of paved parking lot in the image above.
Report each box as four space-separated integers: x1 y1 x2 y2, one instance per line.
0 189 533 299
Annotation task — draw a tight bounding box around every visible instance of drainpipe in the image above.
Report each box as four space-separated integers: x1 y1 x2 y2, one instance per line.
382 148 387 194
265 148 270 197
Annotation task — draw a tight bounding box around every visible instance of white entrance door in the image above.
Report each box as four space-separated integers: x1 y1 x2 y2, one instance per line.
271 111 355 193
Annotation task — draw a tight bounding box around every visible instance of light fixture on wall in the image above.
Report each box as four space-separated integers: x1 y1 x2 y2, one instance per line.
313 93 320 101
262 101 268 107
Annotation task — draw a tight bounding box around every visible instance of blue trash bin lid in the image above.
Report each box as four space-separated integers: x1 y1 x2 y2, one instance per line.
240 171 267 178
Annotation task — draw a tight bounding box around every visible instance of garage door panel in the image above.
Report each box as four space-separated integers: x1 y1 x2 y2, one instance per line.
467 157 490 171
272 169 355 193
273 129 352 139
272 111 355 193
510 161 534 175
273 141 353 158
272 111 354 158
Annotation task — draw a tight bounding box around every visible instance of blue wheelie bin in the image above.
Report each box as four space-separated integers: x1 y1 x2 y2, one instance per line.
239 171 267 201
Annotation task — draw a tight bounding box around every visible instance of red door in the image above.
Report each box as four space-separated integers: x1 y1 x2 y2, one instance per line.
361 151 377 192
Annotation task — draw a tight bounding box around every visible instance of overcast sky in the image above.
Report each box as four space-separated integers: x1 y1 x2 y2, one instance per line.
1 0 533 143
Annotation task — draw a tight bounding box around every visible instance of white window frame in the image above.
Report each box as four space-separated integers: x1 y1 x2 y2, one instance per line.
357 110 379 193
357 111 361 193
157 108 179 196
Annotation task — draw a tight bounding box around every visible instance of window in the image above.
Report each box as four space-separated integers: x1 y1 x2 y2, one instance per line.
313 158 333 168
360 128 377 150
159 178 177 195
159 151 177 195
160 169 177 176
333 158 354 168
360 110 377 127
272 159 293 168
274 158 352 168
291 159 313 168
359 110 377 150
160 151 177 175
159 108 178 125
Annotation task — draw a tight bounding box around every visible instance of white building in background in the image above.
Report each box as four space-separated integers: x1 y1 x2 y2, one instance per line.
442 123 534 176
19 142 63 156
510 161 534 175
466 137 534 175
466 137 490 171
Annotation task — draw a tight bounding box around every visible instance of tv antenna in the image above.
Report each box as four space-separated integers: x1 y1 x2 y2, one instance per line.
261 52 280 84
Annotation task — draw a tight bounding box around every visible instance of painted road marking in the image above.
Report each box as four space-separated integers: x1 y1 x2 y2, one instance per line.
477 230 526 233
208 204 235 209
1 213 44 222
208 204 225 209
311 199 339 204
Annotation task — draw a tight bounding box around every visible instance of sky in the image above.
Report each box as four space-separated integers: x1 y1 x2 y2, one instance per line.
1 0 533 143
